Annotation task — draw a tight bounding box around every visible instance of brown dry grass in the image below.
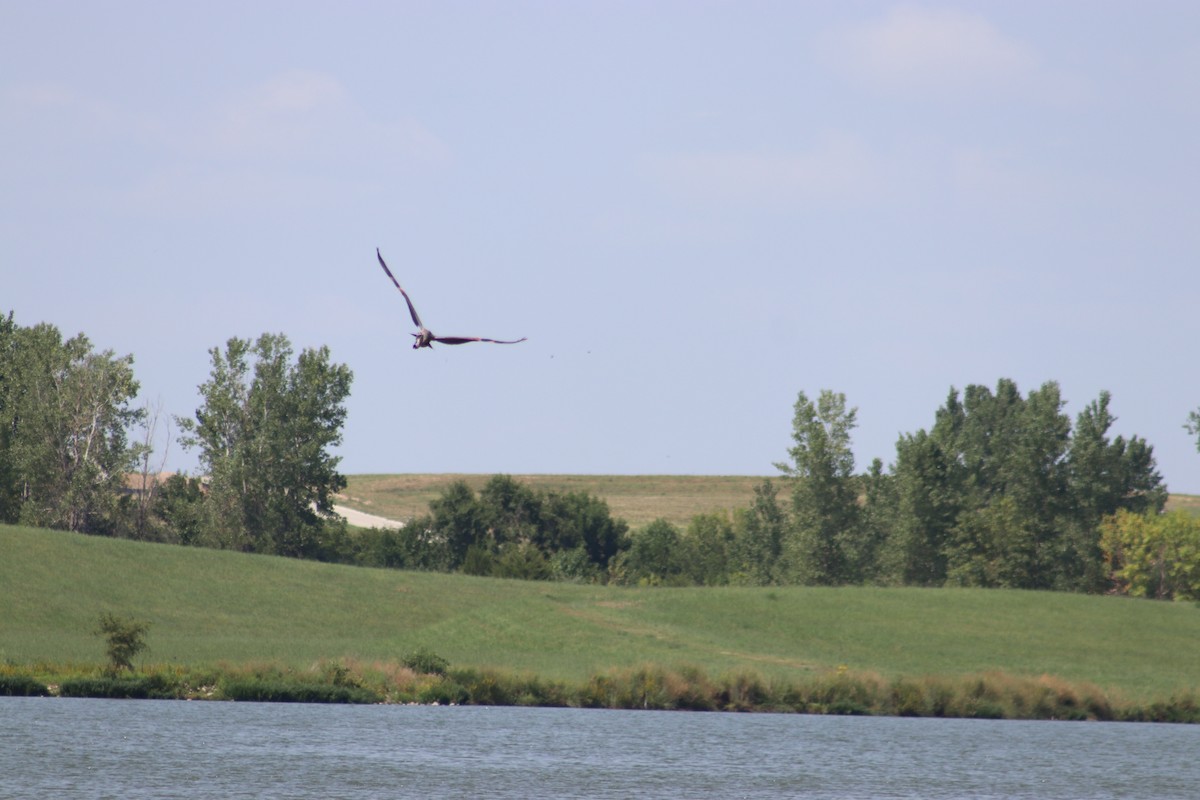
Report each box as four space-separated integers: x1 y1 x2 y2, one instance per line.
1166 493 1200 517
342 474 1200 529
340 474 772 529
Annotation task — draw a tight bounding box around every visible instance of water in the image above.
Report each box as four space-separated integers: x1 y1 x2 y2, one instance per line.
2 698 1197 799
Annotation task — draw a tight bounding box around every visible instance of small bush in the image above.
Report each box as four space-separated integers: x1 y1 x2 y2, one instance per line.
95 612 150 672
321 660 360 688
402 647 449 676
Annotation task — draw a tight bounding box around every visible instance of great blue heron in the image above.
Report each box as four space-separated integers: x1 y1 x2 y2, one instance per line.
376 248 527 349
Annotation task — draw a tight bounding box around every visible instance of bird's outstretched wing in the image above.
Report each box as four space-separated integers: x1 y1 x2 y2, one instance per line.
376 248 423 329
434 336 529 346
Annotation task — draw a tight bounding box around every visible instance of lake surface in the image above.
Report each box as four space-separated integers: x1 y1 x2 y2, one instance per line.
2 698 1197 799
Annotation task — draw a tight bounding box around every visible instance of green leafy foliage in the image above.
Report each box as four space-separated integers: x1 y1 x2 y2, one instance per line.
96 612 150 672
1186 407 1200 453
1101 510 1200 600
612 519 690 585
775 390 862 585
402 647 450 676
376 475 629 579
880 380 1166 591
728 480 787 585
176 333 353 558
0 312 143 533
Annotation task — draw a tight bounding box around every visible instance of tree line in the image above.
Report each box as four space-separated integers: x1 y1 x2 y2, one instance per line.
357 381 1200 598
0 314 354 555
766 384 1169 593
3 310 1199 598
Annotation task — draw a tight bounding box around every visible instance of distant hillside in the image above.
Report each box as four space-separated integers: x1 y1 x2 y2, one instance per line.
339 474 772 528
339 474 1200 529
3 523 1199 702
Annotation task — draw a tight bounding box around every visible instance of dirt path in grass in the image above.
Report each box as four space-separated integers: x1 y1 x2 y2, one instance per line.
333 504 404 530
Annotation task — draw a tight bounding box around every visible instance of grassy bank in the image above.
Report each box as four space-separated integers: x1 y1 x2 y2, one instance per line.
5 659 1197 722
3 524 1199 718
339 474 1200 529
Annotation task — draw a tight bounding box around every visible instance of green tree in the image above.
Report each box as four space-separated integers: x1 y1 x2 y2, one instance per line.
540 490 627 571
938 380 1070 589
882 428 958 585
0 316 142 533
684 513 736 586
492 542 552 580
884 379 1162 592
1186 407 1200 453
177 333 352 557
1061 392 1166 590
425 480 488 569
419 476 628 576
478 474 542 550
730 479 788 585
0 312 22 522
775 390 862 585
152 474 207 546
96 612 150 672
614 519 689 585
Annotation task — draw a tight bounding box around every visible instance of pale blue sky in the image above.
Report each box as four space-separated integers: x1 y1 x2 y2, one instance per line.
4 2 1199 492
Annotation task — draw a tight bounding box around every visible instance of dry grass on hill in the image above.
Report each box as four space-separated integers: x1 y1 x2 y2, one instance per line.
340 474 772 529
341 473 1200 530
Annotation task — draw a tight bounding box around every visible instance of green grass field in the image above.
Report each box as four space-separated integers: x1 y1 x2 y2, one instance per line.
340 474 1200 529
3 523 1198 703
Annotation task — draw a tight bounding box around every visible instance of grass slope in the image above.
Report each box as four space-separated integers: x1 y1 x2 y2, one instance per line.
3 524 1199 702
340 474 1200 529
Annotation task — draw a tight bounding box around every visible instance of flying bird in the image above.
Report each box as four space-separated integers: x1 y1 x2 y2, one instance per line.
376 248 527 349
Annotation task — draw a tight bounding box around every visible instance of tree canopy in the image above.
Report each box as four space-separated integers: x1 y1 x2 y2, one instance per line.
176 333 353 557
0 313 143 533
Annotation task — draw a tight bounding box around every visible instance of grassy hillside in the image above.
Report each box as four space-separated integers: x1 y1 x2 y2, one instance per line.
340 474 1200 528
3 524 1198 703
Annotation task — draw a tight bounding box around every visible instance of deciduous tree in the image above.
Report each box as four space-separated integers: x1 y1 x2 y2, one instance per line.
775 390 861 585
730 479 788 585
0 315 142 532
177 333 352 557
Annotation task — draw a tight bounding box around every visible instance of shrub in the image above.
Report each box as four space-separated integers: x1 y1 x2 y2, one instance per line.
95 612 150 672
321 660 359 688
220 679 379 704
0 675 49 696
402 647 449 676
59 674 175 699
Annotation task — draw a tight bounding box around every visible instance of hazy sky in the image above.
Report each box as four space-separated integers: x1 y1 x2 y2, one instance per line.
4 2 1199 492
